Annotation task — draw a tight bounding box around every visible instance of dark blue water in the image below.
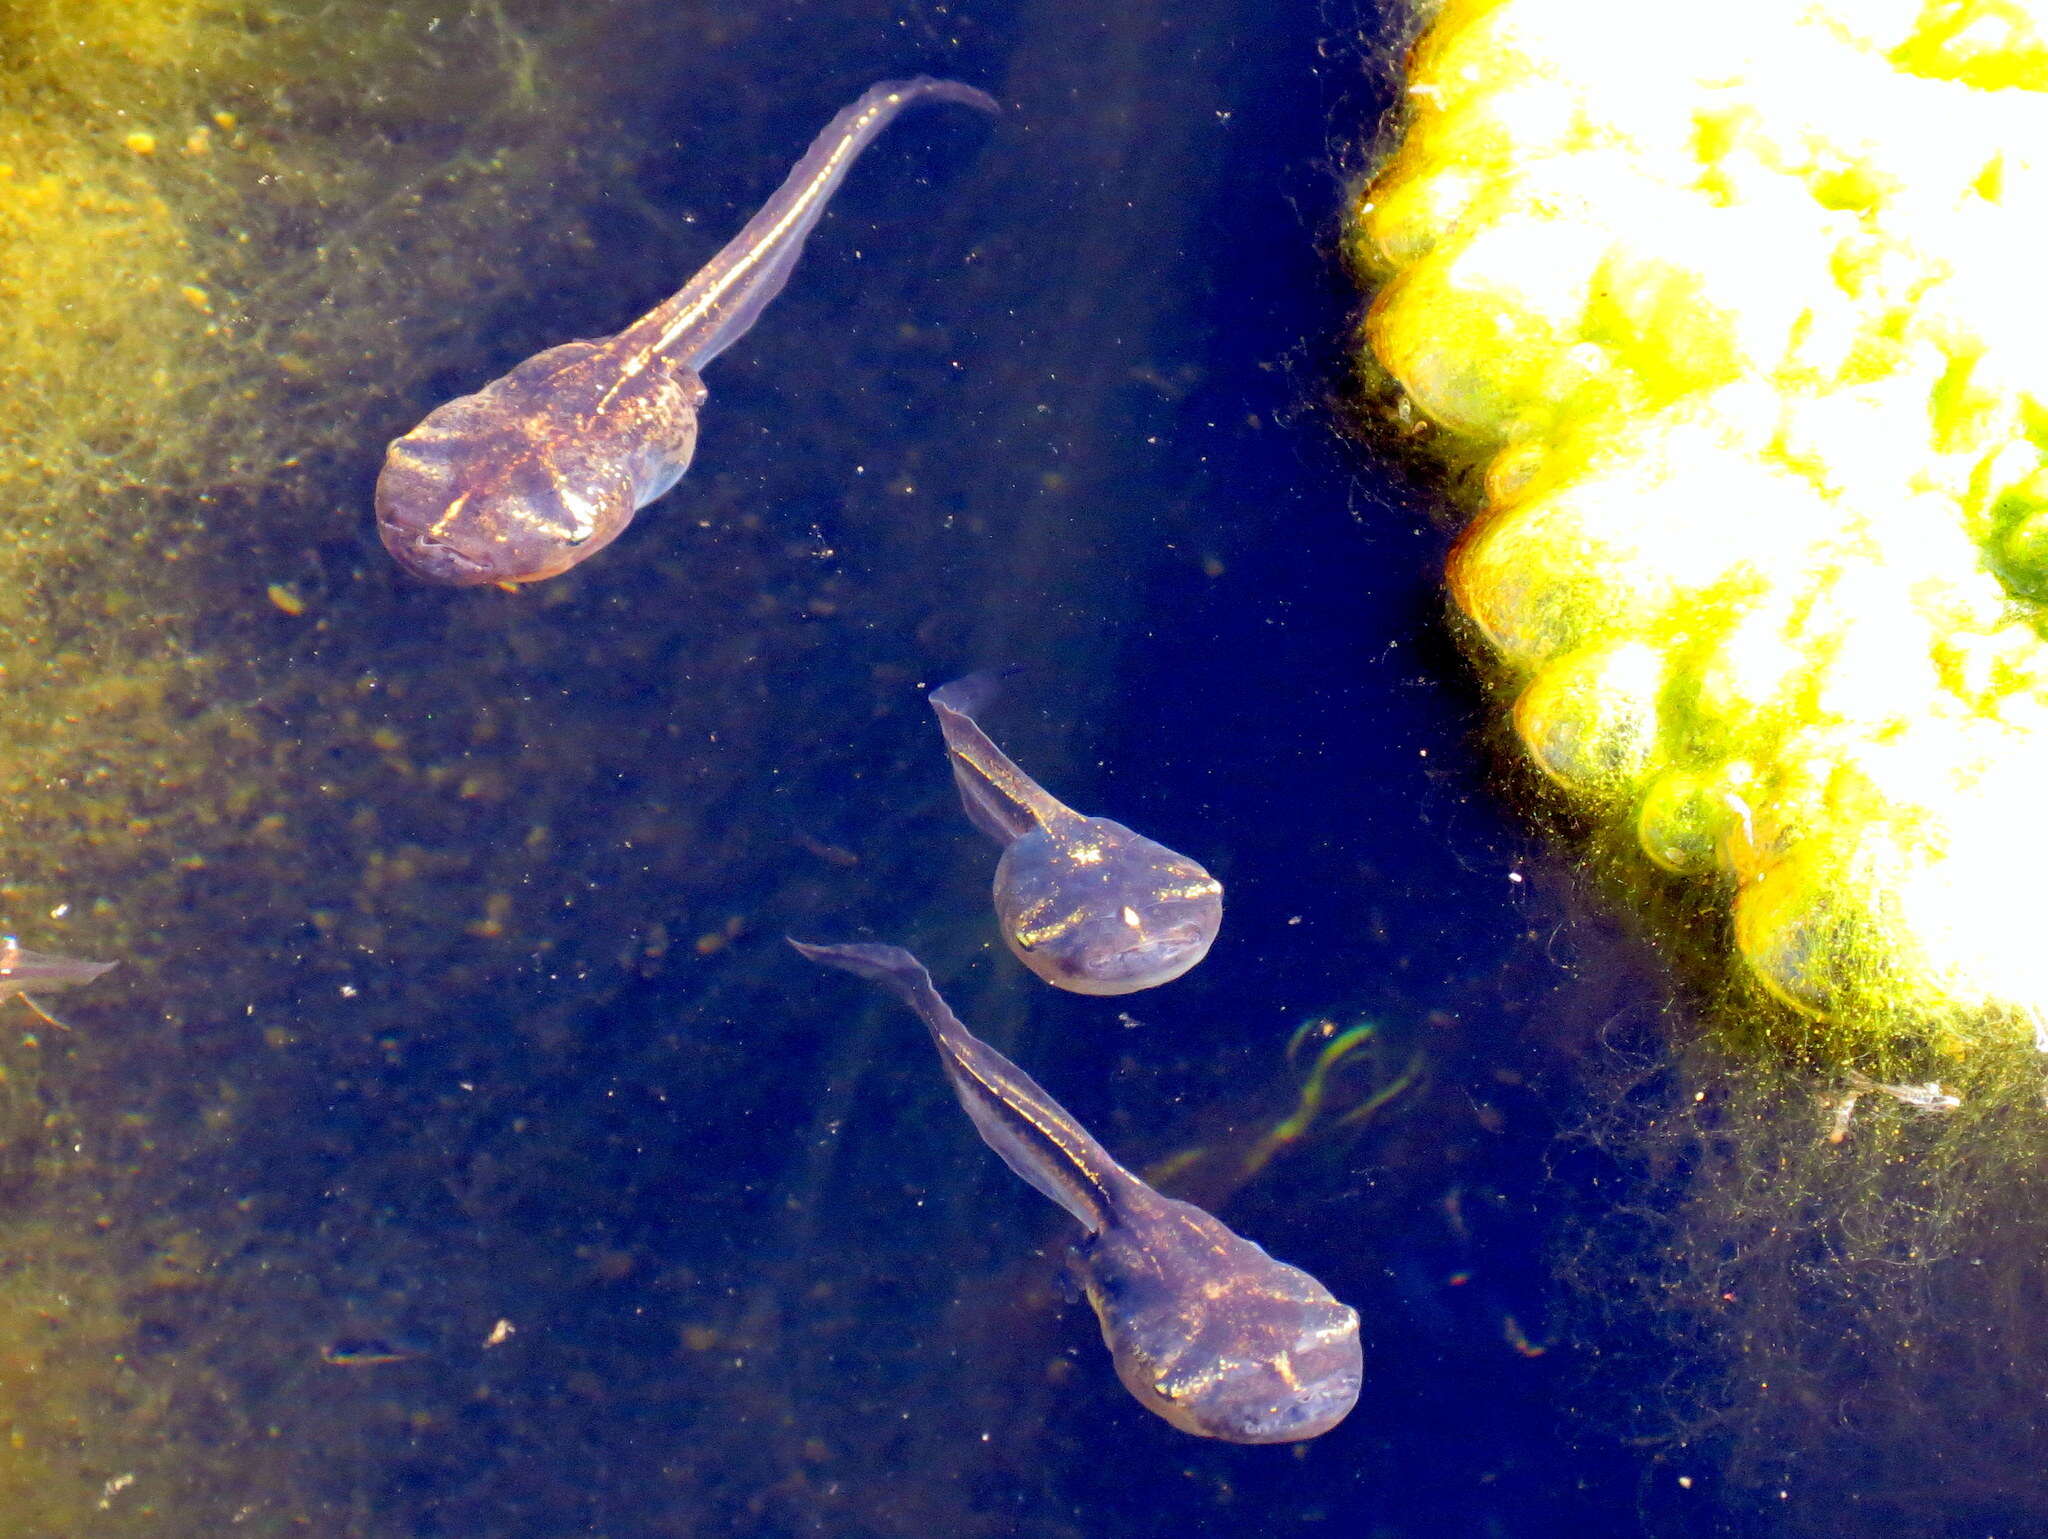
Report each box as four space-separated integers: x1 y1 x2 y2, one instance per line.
328 4 1658 1531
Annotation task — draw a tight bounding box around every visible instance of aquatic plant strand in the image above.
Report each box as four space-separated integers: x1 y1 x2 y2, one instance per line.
1353 0 2048 1049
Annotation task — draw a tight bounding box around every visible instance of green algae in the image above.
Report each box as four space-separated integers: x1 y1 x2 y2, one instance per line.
1556 1016 2048 1533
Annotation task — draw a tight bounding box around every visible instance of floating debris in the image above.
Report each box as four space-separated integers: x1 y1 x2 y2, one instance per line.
319 1337 424 1367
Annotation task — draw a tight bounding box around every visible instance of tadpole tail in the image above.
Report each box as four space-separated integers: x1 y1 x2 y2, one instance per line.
640 78 998 370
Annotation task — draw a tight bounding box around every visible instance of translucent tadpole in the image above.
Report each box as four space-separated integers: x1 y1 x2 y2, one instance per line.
0 937 116 1030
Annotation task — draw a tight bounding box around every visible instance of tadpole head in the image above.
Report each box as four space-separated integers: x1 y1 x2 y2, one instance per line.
1088 1207 1363 1445
998 821 1224 995
1012 908 1215 996
376 427 633 586
374 517 499 586
1183 1320 1363 1444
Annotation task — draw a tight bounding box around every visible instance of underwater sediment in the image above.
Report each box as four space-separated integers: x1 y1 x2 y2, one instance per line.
1352 0 2048 1056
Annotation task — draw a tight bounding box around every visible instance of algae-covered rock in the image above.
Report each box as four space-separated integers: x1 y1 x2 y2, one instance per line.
1351 0 2048 1056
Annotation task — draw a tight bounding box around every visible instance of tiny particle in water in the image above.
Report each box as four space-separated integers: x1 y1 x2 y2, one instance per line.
1502 1314 1549 1358
266 583 306 616
695 916 745 955
483 1318 515 1347
320 1338 421 1366
792 832 859 868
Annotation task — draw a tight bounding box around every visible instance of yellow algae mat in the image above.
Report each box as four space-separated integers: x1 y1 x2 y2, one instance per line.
1353 0 2048 1054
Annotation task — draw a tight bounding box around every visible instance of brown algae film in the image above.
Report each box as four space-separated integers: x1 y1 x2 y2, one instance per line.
1352 0 2048 1053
